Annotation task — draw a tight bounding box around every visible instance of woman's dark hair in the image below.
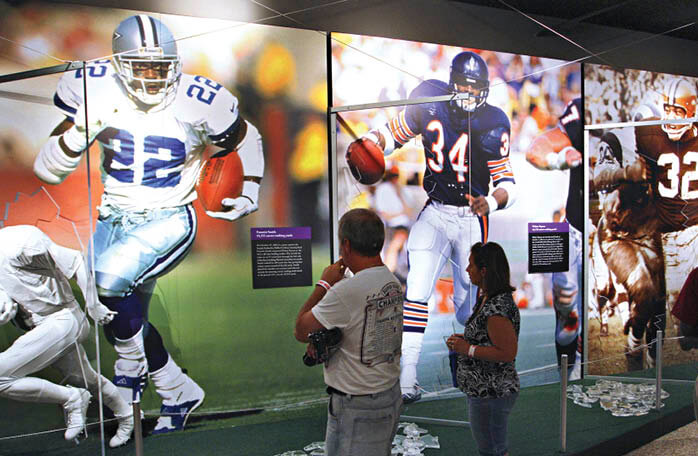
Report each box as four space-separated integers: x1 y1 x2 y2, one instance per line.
338 208 385 256
470 241 515 296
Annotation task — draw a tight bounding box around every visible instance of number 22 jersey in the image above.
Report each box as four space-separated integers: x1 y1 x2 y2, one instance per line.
53 60 240 211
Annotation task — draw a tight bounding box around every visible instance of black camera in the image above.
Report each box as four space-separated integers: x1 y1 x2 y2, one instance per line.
302 327 342 367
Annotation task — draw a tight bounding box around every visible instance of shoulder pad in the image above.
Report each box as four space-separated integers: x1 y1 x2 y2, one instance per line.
481 124 511 156
174 74 240 137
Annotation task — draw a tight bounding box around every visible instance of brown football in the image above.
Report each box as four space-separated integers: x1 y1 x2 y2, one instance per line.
346 138 385 185
196 151 244 212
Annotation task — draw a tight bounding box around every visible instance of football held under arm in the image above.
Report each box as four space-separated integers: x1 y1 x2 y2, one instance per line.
205 117 265 221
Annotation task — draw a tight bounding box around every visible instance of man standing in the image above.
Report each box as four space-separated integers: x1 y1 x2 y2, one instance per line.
295 208 403 456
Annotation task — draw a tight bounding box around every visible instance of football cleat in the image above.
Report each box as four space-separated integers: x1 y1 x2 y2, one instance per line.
63 387 91 441
151 377 204 434
401 384 422 405
109 411 134 448
555 309 580 347
113 358 149 403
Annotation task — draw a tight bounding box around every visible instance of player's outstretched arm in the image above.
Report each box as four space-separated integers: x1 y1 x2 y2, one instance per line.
591 158 647 193
206 119 265 221
34 104 115 184
526 128 581 170
72 254 116 326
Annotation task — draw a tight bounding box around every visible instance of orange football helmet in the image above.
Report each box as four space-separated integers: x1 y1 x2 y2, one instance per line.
661 78 697 141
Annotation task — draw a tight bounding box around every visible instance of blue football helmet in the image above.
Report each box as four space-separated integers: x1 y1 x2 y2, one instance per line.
449 51 489 113
112 15 182 107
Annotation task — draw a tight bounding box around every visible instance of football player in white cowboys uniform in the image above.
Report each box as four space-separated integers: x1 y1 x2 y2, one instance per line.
0 225 133 447
33 15 264 434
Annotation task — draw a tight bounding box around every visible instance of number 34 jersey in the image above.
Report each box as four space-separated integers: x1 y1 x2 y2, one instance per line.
387 79 514 206
636 123 698 232
54 61 240 211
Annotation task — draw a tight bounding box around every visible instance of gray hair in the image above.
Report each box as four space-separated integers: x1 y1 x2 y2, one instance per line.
338 209 385 256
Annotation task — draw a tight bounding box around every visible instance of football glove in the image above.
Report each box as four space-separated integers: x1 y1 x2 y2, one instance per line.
87 301 117 326
206 196 258 221
206 180 260 221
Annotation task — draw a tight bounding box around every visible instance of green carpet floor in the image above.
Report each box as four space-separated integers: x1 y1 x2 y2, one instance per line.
1 364 695 455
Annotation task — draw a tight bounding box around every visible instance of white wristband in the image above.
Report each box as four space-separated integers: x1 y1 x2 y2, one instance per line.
546 147 575 170
241 180 260 204
62 125 89 153
468 344 476 358
485 195 498 214
362 132 379 145
316 280 331 291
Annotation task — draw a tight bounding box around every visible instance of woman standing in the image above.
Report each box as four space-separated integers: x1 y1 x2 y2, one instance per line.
446 241 520 456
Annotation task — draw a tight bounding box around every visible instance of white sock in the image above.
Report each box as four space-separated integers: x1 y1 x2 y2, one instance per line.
400 332 424 393
150 355 187 405
114 327 146 362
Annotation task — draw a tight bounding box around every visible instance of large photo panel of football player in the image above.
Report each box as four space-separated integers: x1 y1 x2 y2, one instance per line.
0 3 329 447
585 64 698 378
331 33 582 404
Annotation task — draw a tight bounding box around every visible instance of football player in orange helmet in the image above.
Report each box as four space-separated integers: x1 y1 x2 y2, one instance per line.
661 78 697 141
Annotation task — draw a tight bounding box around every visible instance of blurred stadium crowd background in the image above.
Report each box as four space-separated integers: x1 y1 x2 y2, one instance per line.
0 3 329 251
332 34 581 311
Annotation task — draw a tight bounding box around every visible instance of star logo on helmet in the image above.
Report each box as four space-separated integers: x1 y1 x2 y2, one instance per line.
466 57 478 73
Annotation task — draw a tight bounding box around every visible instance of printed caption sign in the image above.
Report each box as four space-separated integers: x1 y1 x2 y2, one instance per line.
528 222 569 273
251 227 312 289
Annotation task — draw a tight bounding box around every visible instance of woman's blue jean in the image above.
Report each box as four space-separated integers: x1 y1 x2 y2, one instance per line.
467 392 518 456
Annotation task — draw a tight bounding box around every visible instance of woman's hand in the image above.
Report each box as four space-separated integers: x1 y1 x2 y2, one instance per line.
446 334 468 354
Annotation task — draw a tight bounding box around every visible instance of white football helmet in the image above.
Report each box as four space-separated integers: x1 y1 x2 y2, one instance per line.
661 78 697 141
112 15 181 107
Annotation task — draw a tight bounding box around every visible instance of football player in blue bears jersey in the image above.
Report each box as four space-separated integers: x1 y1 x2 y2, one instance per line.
525 97 583 380
348 51 517 402
33 15 265 433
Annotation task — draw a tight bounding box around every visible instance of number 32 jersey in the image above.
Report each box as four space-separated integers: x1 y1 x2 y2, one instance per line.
54 60 240 211
636 123 698 232
386 79 514 206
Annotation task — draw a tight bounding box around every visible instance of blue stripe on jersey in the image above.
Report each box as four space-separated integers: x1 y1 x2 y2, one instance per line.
134 205 197 285
54 93 77 120
209 116 240 143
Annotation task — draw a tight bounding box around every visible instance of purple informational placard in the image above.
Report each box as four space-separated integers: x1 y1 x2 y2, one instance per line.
528 222 569 273
528 222 570 234
251 226 313 289
251 227 312 240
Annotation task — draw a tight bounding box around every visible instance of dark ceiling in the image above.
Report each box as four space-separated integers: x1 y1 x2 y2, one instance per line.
451 0 698 41
50 0 698 76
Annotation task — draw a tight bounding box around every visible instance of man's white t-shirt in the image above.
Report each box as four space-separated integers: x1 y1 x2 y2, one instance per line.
312 265 403 395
